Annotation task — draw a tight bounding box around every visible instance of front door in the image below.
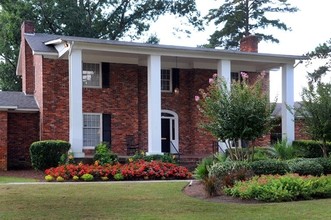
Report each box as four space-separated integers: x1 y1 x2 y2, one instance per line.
161 118 170 153
161 110 179 154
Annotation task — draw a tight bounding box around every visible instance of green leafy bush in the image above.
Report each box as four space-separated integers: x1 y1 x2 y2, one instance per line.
290 159 324 176
81 174 94 181
225 174 331 202
114 173 124 181
270 140 295 160
292 140 331 158
130 152 177 164
251 159 289 175
94 142 118 165
30 140 70 170
193 157 214 180
206 160 253 193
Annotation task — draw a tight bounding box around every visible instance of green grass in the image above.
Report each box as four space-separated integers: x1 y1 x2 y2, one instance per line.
0 176 37 183
0 182 331 220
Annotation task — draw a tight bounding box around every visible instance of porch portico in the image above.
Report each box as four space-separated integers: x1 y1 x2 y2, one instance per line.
46 37 302 157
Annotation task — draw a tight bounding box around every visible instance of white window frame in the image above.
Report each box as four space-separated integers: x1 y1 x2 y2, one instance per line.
82 62 102 88
83 113 102 149
161 69 172 92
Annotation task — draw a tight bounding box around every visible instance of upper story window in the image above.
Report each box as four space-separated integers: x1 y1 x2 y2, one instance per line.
83 63 101 88
161 69 172 92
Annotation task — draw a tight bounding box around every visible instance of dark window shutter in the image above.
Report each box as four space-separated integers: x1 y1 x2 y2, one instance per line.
172 68 179 92
102 62 110 88
102 114 111 145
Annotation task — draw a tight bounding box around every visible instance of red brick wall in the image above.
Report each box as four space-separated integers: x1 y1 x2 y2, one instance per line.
39 58 70 141
0 112 8 170
7 113 39 169
295 118 310 140
83 63 140 155
33 56 272 157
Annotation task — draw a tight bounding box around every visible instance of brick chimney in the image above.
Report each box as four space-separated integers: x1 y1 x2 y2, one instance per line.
240 35 259 52
20 21 35 94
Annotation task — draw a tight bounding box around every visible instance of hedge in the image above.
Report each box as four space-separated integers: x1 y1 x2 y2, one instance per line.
30 140 71 170
292 140 331 158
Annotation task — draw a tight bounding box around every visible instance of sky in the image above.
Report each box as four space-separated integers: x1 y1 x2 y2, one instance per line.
147 0 331 101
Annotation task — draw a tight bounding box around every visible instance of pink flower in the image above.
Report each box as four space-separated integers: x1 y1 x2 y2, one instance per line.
209 78 214 84
240 71 249 79
261 71 266 77
212 73 218 79
195 96 200 102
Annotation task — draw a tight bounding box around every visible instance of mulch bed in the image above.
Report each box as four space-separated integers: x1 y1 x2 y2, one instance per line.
0 170 259 204
0 169 45 181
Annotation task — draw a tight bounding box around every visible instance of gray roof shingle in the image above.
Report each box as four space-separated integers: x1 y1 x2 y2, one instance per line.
0 91 39 111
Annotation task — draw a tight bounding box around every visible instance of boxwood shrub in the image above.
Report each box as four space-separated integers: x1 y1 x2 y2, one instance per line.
290 159 324 176
30 140 70 170
292 140 331 158
313 157 331 175
250 159 289 175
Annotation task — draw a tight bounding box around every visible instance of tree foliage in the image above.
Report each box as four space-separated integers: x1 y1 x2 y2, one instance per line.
295 40 331 158
196 73 275 160
204 0 298 49
0 0 202 91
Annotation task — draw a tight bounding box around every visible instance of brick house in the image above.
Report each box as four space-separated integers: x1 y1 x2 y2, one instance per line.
0 21 304 170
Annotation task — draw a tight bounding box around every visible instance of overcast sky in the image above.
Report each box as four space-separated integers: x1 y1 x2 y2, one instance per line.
147 0 331 101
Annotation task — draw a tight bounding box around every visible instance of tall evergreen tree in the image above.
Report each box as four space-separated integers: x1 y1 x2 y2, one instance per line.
204 0 298 49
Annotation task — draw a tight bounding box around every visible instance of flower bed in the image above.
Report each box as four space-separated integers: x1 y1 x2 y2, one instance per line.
44 160 191 181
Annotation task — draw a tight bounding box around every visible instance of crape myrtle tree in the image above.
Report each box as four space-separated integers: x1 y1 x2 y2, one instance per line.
196 72 275 161
294 40 331 158
204 0 298 49
0 0 202 90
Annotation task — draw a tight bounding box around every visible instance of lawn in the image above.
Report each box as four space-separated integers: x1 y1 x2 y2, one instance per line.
0 176 37 183
0 181 330 220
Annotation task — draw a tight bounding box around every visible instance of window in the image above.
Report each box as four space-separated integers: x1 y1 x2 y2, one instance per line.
83 63 101 87
83 114 102 147
161 69 172 92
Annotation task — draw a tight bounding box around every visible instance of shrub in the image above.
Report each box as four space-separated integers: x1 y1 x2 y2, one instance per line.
81 174 94 181
94 142 118 165
56 176 64 182
290 160 324 176
292 140 331 158
114 173 124 181
251 147 273 161
194 157 214 180
130 152 177 164
225 174 331 202
250 159 289 175
45 175 54 182
207 160 253 192
30 140 71 170
313 157 331 174
203 176 218 197
270 140 295 160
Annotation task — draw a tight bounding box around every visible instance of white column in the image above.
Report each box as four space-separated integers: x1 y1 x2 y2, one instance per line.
217 60 231 89
69 49 84 157
217 60 231 149
147 55 162 154
281 63 295 144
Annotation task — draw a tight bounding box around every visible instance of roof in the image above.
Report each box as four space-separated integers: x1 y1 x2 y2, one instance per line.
272 102 302 117
24 33 306 62
0 91 39 111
